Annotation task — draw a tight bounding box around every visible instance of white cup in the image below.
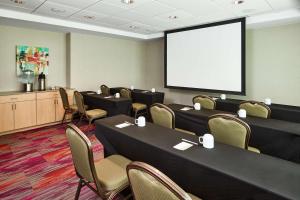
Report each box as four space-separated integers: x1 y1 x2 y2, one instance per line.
264 98 272 105
97 89 101 94
199 134 214 149
220 94 226 100
194 103 201 110
238 109 247 118
130 85 134 90
115 93 120 98
135 116 146 127
151 88 156 93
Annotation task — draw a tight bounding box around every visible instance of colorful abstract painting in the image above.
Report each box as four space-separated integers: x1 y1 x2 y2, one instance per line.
16 45 49 76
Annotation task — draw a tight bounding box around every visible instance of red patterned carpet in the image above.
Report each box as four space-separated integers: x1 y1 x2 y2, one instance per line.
0 123 104 200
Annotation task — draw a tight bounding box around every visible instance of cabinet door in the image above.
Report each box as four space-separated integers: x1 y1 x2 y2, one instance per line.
0 103 14 132
37 99 56 125
14 101 37 129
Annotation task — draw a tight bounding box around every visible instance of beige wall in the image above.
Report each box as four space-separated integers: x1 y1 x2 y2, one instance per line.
0 25 66 91
145 23 300 106
69 33 147 91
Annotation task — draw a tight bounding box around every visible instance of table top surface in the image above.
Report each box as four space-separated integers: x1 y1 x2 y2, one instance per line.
95 114 300 200
81 91 131 102
169 104 300 136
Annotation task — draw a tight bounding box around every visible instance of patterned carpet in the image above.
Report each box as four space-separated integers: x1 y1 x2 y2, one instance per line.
0 123 105 200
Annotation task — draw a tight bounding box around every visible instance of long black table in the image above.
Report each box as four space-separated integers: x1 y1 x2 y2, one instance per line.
81 91 131 116
95 115 300 200
215 98 300 123
169 104 300 164
110 87 165 107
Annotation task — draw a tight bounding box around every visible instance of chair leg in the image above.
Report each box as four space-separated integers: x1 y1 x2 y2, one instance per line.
61 111 66 124
75 179 83 200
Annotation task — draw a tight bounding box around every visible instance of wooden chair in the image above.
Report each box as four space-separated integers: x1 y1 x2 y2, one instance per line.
150 103 195 135
100 85 110 96
239 100 271 118
120 88 147 118
127 161 202 200
208 114 260 153
74 91 107 124
66 124 132 200
59 88 78 124
192 95 216 110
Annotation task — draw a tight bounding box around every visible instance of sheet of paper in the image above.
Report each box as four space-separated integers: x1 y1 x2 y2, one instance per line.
104 96 113 99
115 122 132 128
212 97 218 100
173 142 193 151
87 92 96 95
180 107 193 111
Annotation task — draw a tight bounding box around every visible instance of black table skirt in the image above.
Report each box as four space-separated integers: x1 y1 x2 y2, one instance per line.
169 104 300 164
95 115 300 200
216 98 300 123
81 91 132 116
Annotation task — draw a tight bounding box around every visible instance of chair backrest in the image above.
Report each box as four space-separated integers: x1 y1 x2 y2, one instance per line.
208 114 250 149
120 88 131 98
192 95 216 110
127 162 192 200
239 101 271 118
59 87 70 110
150 103 175 129
100 85 110 96
74 91 86 115
66 124 97 183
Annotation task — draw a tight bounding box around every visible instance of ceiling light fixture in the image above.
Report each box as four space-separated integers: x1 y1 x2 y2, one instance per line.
10 0 24 4
129 25 138 29
168 15 178 19
234 0 244 5
50 8 66 13
121 0 134 4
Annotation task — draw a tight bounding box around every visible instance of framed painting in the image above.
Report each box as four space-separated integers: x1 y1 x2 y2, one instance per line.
16 45 49 76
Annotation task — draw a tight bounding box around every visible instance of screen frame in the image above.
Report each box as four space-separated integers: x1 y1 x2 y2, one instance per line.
164 17 246 95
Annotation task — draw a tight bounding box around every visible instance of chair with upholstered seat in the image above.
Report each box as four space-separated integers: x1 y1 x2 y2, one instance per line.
239 101 271 118
74 91 107 124
192 95 216 110
120 88 147 118
100 85 110 96
66 124 131 200
208 114 260 153
59 88 79 124
150 103 195 135
127 161 202 200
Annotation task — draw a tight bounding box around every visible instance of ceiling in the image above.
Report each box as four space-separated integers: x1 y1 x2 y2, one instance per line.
0 0 300 35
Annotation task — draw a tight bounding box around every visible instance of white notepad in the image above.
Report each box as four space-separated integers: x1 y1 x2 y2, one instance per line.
115 122 132 128
173 142 193 151
180 107 193 111
104 96 113 99
212 97 218 100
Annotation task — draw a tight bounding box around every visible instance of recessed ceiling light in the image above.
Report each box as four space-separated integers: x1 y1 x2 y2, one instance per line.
234 0 244 5
168 15 178 19
10 0 24 4
129 25 138 29
83 15 95 20
50 8 66 13
121 0 134 4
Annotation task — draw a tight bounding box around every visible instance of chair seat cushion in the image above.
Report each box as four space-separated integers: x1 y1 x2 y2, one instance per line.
95 155 131 191
70 104 88 111
132 103 147 111
175 128 196 135
188 193 202 200
248 146 260 153
86 109 107 119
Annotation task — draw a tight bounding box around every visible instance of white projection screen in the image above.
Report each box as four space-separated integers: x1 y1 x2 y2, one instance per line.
165 18 245 95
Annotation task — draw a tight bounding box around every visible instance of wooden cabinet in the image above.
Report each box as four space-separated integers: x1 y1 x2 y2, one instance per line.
0 89 74 134
0 93 36 132
0 103 14 132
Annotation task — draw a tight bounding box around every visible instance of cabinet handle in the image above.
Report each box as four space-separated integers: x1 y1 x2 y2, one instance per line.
12 104 14 110
14 104 16 110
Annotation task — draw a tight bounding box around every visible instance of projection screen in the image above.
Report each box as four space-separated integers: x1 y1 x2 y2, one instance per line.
165 18 245 95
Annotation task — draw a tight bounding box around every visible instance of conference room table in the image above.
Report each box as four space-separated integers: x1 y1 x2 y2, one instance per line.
95 115 300 200
110 87 165 107
80 91 132 116
215 98 300 123
168 104 300 164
